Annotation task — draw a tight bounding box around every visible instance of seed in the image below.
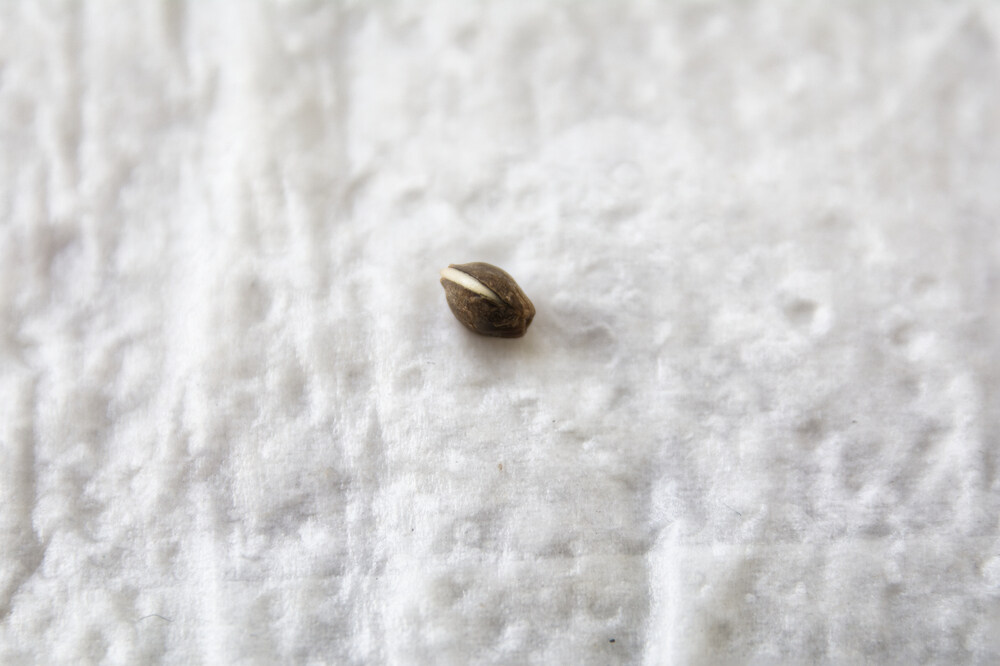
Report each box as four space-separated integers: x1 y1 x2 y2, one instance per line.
439 262 535 338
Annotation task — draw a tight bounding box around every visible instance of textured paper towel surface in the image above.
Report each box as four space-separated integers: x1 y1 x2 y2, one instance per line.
1 1 999 664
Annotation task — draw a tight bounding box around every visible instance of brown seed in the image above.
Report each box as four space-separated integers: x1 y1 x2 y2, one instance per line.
439 262 535 338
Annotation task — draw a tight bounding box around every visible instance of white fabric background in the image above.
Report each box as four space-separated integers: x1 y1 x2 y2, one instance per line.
2 1 999 664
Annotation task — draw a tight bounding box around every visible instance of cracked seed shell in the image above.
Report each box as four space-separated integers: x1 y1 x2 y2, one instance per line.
439 262 535 338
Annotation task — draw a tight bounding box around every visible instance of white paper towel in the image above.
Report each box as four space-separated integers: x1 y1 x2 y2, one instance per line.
1 1 998 664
